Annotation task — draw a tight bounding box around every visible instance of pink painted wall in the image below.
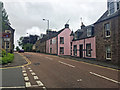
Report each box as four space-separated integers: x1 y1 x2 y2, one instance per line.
46 37 57 54
58 28 71 55
72 37 96 58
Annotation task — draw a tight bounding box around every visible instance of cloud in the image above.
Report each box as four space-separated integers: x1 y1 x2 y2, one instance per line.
1 0 107 47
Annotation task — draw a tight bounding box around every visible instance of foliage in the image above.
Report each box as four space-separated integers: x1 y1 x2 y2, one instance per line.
23 43 33 52
17 37 24 48
0 48 14 64
0 48 6 57
16 46 20 51
1 53 14 64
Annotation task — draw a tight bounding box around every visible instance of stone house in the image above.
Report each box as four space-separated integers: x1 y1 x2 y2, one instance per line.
94 0 120 64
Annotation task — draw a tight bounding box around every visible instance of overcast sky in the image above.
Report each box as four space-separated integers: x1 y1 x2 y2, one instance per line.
1 0 107 47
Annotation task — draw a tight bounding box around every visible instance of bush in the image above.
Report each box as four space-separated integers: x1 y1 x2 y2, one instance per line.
0 48 14 64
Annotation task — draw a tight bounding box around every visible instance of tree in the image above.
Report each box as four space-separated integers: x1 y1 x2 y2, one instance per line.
16 46 20 51
17 37 24 49
23 43 33 52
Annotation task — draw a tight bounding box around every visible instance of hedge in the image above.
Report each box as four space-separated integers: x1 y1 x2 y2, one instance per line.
0 48 14 65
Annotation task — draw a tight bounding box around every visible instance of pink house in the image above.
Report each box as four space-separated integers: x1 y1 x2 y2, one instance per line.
70 24 96 59
46 24 72 55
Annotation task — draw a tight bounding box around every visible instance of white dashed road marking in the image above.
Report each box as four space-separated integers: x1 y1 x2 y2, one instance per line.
24 77 29 81
25 82 31 87
0 86 25 89
59 61 75 68
36 81 44 86
90 72 120 84
23 73 27 76
31 72 36 75
34 76 39 80
22 66 46 88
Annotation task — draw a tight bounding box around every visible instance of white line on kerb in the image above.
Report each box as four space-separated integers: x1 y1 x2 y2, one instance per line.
59 61 75 68
0 86 25 89
90 72 120 84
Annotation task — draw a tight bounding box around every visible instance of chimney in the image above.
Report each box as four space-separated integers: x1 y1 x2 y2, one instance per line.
65 24 69 28
81 22 85 29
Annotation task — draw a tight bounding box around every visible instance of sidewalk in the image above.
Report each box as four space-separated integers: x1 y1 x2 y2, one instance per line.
2 53 27 68
59 55 120 70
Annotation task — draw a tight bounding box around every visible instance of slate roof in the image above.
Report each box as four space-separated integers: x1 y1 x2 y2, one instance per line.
39 28 65 43
73 25 94 41
95 9 120 24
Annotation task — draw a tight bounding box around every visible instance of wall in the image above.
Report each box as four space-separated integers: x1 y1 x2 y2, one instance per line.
46 37 57 54
72 37 96 58
58 28 72 55
94 16 119 63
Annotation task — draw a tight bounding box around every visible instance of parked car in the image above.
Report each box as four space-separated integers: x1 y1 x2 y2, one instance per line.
19 49 24 53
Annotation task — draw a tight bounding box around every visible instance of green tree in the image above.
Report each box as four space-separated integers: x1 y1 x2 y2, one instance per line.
17 37 24 49
16 46 20 51
23 43 33 52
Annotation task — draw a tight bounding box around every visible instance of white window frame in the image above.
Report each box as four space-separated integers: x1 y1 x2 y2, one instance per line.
87 28 92 37
104 23 111 38
106 45 111 60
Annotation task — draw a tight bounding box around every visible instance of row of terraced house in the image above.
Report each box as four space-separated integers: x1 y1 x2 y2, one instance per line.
33 0 120 64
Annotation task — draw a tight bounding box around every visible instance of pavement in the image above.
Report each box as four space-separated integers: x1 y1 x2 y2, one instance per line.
0 53 26 90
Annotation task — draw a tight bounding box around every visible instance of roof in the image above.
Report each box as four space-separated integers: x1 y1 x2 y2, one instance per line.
73 25 94 41
95 10 120 24
39 28 65 43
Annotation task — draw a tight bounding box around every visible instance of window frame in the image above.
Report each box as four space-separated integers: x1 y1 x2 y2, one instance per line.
60 47 64 54
60 37 64 44
106 45 112 60
104 23 111 38
86 43 91 57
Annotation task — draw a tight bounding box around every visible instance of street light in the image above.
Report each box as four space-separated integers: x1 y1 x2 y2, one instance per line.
43 19 49 30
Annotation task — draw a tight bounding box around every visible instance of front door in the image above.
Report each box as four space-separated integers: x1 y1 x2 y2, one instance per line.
79 45 83 58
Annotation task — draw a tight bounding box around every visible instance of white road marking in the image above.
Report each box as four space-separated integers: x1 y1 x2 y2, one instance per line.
22 70 26 73
45 57 53 60
36 81 44 86
90 72 120 84
43 87 47 90
24 77 29 81
28 68 31 70
77 79 82 82
23 73 27 76
0 86 25 88
25 82 31 87
34 76 39 80
29 70 32 72
59 61 75 68
31 72 36 75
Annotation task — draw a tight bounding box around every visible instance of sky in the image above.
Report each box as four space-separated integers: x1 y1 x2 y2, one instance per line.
1 0 107 47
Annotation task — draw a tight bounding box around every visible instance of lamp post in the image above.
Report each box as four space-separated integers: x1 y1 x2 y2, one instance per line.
43 19 49 30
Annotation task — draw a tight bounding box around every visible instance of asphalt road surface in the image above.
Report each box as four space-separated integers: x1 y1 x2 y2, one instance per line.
20 52 120 89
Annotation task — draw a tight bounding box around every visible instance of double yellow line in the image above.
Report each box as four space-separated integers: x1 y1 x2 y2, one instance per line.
0 53 31 69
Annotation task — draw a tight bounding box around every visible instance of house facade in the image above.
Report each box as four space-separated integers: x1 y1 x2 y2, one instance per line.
94 0 120 63
46 24 72 55
71 24 96 59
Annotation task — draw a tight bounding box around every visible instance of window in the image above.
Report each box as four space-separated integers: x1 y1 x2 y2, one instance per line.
60 37 64 44
6 42 10 49
50 39 52 45
60 47 64 54
104 23 110 37
87 28 92 37
73 45 77 56
109 2 115 15
52 38 56 44
106 45 111 60
50 48 52 53
117 1 120 10
5 30 11 33
86 44 91 57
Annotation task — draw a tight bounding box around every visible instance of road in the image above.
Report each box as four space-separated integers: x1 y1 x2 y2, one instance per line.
19 52 120 89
